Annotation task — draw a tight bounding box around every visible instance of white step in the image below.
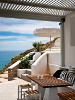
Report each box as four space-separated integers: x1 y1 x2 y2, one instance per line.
26 69 31 75
21 74 31 82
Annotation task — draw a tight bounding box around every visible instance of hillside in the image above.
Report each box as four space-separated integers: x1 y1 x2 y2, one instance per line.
0 37 60 74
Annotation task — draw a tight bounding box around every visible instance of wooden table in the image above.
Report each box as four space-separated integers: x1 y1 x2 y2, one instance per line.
27 74 72 100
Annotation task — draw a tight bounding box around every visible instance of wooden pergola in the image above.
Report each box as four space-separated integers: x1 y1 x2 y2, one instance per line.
0 0 75 22
0 0 75 66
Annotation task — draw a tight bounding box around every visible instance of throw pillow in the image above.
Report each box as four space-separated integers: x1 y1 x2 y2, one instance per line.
53 70 63 78
60 70 68 80
66 73 75 84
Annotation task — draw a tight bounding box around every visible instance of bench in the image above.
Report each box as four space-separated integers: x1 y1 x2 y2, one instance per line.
58 91 75 100
57 68 75 100
58 69 75 90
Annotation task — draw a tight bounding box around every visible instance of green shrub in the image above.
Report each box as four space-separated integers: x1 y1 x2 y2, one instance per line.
11 55 22 64
28 53 35 60
32 41 42 52
19 57 31 69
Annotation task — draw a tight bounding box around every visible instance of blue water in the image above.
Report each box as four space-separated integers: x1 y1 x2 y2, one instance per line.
0 51 24 70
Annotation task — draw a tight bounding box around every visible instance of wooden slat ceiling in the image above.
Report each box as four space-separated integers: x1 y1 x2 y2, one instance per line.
0 0 75 22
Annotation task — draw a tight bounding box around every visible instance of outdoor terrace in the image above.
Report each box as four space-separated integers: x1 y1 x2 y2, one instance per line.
0 51 75 100
0 0 75 100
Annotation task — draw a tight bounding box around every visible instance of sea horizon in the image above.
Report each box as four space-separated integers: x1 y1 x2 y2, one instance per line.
0 50 25 70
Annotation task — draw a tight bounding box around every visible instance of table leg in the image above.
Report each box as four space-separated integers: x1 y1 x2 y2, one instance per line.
18 85 19 99
43 87 59 100
35 84 45 99
21 87 22 99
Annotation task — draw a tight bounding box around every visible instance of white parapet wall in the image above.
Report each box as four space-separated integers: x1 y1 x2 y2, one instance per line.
8 52 41 80
49 52 61 65
8 52 41 70
31 52 47 75
8 60 21 69
31 51 61 75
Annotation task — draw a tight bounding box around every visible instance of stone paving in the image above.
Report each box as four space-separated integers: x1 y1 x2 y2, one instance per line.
0 71 8 83
0 77 30 100
0 71 31 100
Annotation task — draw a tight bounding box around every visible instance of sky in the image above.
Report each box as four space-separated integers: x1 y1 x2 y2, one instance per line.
0 17 60 51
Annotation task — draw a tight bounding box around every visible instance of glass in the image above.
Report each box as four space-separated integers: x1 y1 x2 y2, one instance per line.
37 74 39 79
41 75 43 79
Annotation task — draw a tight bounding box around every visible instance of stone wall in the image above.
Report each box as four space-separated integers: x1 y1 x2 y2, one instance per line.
8 64 20 81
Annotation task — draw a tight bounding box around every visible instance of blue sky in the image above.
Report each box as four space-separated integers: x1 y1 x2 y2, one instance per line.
0 17 60 51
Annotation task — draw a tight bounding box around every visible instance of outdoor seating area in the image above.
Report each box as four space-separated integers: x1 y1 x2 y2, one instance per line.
26 74 74 100
1 51 74 100
16 51 75 100
15 52 75 100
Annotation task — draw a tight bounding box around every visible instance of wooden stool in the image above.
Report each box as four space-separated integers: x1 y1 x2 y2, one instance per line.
58 91 75 100
18 84 32 100
24 90 41 100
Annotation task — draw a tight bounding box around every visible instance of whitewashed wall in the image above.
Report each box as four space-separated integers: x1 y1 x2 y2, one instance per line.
64 12 75 67
31 52 60 75
49 52 60 65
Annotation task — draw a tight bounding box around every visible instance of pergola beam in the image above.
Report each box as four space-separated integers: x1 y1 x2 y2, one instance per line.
0 9 65 22
0 0 75 11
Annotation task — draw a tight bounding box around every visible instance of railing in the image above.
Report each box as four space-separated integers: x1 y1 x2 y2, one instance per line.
8 60 21 81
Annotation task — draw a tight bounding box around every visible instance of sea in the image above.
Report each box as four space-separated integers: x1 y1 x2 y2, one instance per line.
0 50 24 70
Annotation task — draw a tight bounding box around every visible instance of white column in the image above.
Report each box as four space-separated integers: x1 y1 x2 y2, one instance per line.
59 19 65 67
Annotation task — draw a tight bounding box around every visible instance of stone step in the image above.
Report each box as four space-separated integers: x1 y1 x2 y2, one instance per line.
21 74 31 82
26 69 31 75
